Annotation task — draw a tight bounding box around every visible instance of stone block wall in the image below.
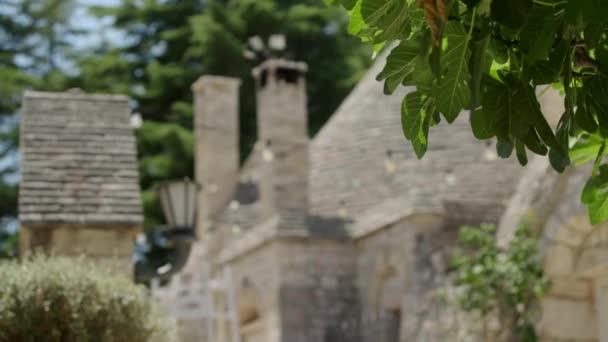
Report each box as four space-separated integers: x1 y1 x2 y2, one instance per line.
354 214 484 342
276 238 359 342
537 218 601 341
532 167 601 342
20 224 138 276
222 241 282 342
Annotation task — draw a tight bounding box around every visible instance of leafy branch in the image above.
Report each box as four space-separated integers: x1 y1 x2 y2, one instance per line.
447 224 549 342
328 0 608 224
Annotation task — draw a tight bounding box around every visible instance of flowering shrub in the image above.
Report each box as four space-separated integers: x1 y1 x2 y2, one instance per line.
450 224 549 342
0 255 170 342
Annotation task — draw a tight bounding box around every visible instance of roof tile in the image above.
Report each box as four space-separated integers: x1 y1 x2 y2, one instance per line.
19 91 143 226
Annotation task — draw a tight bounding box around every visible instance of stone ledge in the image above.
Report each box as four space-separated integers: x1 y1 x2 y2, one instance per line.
217 215 357 264
24 90 129 102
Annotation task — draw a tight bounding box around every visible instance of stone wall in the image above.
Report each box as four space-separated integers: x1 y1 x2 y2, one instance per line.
353 213 503 342
223 241 282 342
536 169 601 342
217 236 359 342
276 238 359 342
355 214 456 342
20 224 138 276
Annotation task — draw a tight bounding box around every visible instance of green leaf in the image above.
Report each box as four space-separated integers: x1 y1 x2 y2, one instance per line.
549 147 570 173
410 56 435 95
340 0 359 10
461 0 482 8
583 77 608 138
582 164 608 224
585 75 608 107
566 0 608 25
347 0 366 35
471 109 496 140
584 24 603 49
326 0 360 10
589 198 608 225
549 115 572 173
480 75 509 139
358 0 412 42
469 27 491 115
490 0 532 29
488 38 509 64
433 22 472 122
519 6 562 61
479 75 562 165
497 138 514 158
512 83 561 152
570 134 607 166
515 140 528 166
360 0 393 25
522 129 548 156
377 34 433 95
377 40 421 94
401 91 435 158
575 99 598 133
595 40 608 70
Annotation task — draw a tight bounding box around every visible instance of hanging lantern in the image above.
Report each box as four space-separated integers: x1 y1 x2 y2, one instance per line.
157 178 200 240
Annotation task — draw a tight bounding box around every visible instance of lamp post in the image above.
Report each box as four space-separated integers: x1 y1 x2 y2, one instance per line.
155 179 200 277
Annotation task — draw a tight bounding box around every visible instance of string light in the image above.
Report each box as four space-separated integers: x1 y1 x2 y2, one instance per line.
229 200 240 211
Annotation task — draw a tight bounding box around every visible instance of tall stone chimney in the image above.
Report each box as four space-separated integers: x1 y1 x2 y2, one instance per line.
192 76 241 237
253 59 309 229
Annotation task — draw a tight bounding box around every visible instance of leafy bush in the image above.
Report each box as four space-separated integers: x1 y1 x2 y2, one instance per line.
449 224 549 342
0 255 171 342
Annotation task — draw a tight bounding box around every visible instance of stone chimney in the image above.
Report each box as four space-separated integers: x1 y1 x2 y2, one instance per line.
192 76 241 236
253 59 309 229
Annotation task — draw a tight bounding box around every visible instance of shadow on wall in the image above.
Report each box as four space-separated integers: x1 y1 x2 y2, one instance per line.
307 215 353 239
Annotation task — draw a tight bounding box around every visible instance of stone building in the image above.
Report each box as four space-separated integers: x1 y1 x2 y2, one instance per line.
156 53 608 342
19 90 143 275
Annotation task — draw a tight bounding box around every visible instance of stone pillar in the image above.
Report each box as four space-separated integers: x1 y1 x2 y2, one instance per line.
252 59 309 229
595 272 608 342
192 76 241 237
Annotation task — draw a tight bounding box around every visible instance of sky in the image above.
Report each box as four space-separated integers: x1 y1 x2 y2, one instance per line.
2 0 124 185
60 0 124 72
72 0 123 47
1 0 126 231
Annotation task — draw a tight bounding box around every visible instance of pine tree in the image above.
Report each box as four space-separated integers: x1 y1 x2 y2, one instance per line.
77 0 372 229
0 0 77 255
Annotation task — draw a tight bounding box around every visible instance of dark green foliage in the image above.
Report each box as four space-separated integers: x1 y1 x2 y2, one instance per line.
582 164 608 223
490 0 531 29
0 1 370 234
0 0 369 275
333 0 608 224
450 224 549 341
0 0 76 233
74 0 371 229
0 228 17 258
0 255 170 341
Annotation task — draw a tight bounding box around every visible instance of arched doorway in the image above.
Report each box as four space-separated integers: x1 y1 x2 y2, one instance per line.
538 182 608 341
238 280 266 342
496 163 608 341
366 264 403 342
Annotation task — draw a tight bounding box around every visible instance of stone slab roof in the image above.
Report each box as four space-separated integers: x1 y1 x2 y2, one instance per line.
309 58 524 226
19 90 143 226
215 51 527 237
